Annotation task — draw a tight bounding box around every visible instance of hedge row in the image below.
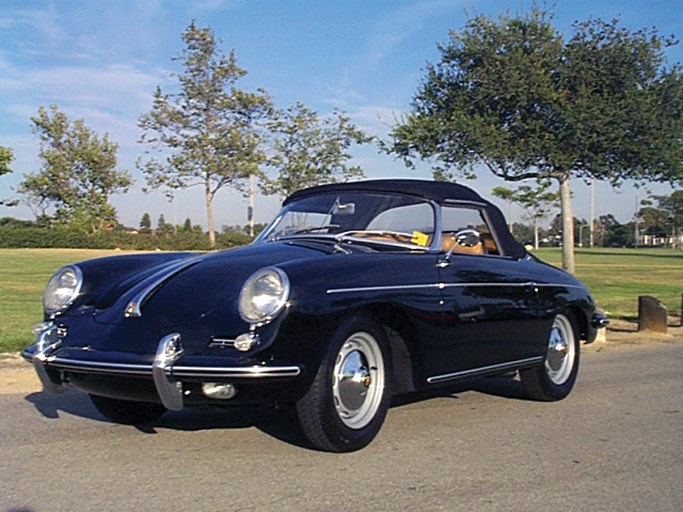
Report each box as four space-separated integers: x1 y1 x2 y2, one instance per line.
0 225 253 251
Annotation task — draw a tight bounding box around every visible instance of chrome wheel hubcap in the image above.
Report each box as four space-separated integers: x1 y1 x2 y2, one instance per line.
332 331 385 429
545 315 575 385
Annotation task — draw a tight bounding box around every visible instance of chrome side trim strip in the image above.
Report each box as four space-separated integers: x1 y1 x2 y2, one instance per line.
327 283 441 294
327 282 584 295
532 283 586 290
426 356 544 384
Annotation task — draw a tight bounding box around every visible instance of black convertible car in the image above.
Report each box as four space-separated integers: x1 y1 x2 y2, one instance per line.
24 179 607 452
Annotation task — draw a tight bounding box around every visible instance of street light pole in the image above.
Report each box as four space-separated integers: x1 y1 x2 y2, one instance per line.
589 177 595 248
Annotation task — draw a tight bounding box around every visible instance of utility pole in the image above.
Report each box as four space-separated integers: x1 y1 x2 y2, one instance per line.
248 174 255 237
589 177 595 248
634 193 639 249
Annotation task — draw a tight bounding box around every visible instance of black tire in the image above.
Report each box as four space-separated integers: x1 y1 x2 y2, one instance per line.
90 394 167 425
296 314 392 452
520 312 580 401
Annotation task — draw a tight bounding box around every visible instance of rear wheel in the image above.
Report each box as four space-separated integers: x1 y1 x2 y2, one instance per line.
296 314 392 452
90 394 167 424
520 312 580 401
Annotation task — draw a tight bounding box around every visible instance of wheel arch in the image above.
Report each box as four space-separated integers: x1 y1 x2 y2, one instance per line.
354 302 421 395
566 304 588 341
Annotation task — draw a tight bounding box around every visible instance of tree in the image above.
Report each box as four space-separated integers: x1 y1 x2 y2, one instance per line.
643 190 683 248
489 185 516 234
657 191 683 248
18 106 131 232
138 22 272 247
388 8 682 273
182 217 192 232
510 222 535 245
604 221 635 248
139 212 152 233
0 146 12 177
261 102 370 197
0 146 19 207
156 214 173 236
492 182 558 249
637 202 669 238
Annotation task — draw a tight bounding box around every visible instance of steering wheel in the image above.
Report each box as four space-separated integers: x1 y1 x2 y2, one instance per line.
454 229 481 248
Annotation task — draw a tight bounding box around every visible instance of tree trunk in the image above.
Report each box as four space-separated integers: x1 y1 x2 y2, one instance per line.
534 220 540 250
559 174 575 274
205 184 216 248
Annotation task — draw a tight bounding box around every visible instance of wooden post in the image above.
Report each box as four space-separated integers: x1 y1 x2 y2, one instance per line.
638 296 668 333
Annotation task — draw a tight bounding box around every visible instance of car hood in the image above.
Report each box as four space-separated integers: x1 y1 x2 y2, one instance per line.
92 240 334 328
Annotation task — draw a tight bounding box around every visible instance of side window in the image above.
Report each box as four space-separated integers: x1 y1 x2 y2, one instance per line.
366 202 434 235
440 206 499 255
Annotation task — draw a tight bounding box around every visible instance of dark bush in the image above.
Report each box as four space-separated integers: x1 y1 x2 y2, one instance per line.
0 220 253 251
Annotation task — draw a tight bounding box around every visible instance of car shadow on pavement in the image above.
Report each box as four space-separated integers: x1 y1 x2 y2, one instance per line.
25 389 100 420
22 375 528 451
392 374 530 408
23 389 314 448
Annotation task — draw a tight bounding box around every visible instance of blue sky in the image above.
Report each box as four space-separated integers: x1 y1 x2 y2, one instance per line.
1 0 680 230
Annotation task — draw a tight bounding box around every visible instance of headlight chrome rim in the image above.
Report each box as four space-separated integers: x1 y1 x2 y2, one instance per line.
43 265 83 317
238 267 290 325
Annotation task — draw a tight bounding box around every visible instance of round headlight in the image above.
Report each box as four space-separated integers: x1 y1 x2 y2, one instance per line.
43 265 83 316
238 267 290 324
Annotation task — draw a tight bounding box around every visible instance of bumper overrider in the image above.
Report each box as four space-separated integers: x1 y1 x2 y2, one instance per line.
22 324 302 410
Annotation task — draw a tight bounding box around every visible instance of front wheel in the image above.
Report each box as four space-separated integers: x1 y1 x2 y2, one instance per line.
520 312 580 401
90 394 167 424
296 314 392 452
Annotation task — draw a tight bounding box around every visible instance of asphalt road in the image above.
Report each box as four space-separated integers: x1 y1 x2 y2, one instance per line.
1 342 681 512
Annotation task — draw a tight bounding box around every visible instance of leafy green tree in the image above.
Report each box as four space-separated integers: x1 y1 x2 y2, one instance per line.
0 146 12 177
0 146 19 207
139 212 152 233
510 222 535 245
604 221 635 248
261 102 370 197
156 214 174 236
182 217 192 232
388 8 682 273
637 201 669 238
647 190 683 248
493 182 559 249
18 106 131 232
138 22 272 247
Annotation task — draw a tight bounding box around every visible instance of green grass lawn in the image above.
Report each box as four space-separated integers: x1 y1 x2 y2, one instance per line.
0 248 131 353
533 247 683 319
1 247 682 353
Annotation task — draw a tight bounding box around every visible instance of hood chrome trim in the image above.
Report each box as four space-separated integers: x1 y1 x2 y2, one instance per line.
124 256 202 318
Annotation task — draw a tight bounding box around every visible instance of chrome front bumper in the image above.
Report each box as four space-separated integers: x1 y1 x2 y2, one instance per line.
24 326 302 410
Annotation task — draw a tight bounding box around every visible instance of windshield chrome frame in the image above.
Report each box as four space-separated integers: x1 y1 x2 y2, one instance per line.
254 193 442 253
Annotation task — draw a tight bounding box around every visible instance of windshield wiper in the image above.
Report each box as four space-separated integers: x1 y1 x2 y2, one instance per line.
271 224 341 240
289 224 341 235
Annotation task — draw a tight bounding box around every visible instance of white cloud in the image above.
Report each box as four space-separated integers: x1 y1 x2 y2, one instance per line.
366 0 464 67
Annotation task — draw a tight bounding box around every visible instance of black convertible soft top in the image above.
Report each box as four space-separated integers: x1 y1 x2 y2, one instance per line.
285 179 486 205
285 179 527 259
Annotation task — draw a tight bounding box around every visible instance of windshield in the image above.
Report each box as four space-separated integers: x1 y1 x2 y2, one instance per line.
256 192 436 251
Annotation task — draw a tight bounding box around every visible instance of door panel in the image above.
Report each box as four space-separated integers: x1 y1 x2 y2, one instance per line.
426 254 544 378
